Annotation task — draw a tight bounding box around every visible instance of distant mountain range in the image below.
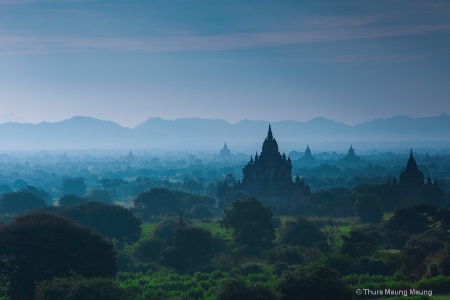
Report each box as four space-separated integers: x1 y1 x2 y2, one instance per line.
0 114 449 151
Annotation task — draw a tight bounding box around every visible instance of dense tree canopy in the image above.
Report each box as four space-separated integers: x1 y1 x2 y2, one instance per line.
86 189 114 204
0 190 46 214
383 204 450 248
61 177 87 196
279 216 329 251
275 266 354 300
50 201 142 246
0 212 118 299
221 197 275 247
134 188 180 218
58 194 87 206
354 193 384 224
173 225 212 266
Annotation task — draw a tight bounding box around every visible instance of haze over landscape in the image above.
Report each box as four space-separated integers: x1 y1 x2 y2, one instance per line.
3 2 450 299
1 0 450 128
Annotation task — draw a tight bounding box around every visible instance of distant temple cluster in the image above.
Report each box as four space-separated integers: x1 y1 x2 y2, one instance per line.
218 125 439 208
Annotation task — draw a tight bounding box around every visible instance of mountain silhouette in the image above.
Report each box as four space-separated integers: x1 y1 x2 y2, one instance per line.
0 114 449 151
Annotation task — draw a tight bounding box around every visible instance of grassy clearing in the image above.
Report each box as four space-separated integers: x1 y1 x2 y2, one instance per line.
140 219 233 240
195 221 233 240
140 223 158 238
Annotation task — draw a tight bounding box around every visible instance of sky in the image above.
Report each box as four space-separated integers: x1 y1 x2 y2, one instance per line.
1 0 449 128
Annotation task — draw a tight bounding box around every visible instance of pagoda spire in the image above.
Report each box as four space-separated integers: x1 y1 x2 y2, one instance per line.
267 124 273 140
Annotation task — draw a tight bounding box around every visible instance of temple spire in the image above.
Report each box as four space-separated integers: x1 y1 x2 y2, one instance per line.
267 125 273 140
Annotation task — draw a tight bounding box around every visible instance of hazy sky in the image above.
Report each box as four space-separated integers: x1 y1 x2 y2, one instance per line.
1 0 449 127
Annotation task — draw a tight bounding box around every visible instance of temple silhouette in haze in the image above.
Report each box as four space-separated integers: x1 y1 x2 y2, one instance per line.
220 125 310 207
399 149 425 188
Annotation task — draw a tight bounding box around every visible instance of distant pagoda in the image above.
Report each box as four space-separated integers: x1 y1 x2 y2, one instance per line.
219 142 231 159
235 125 310 207
301 144 316 163
399 149 424 188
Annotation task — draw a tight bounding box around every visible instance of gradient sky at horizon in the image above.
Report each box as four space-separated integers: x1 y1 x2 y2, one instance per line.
1 0 450 127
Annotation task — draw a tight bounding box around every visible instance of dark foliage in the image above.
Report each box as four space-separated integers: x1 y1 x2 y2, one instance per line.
307 189 353 217
153 217 191 244
0 211 118 299
221 197 275 247
341 230 377 258
0 190 46 214
173 225 213 265
133 188 180 219
50 201 142 247
279 217 329 251
86 189 114 204
350 258 394 276
275 266 354 300
266 245 304 265
133 238 164 262
58 194 87 206
355 184 401 211
21 185 52 205
160 223 213 271
191 204 213 219
61 177 87 196
215 277 279 300
434 246 450 276
35 275 128 300
383 204 450 249
354 193 383 224
181 194 215 210
323 254 354 276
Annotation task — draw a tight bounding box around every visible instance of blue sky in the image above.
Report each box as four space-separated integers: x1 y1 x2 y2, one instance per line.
1 0 449 127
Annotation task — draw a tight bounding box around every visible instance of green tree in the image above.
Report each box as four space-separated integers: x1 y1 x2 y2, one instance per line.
275 266 354 300
382 204 445 248
86 189 113 204
58 194 87 206
0 190 46 214
173 225 212 266
279 216 329 251
215 277 279 300
22 185 52 205
354 193 383 224
221 197 275 247
50 202 142 247
191 204 213 219
35 275 128 300
133 188 180 219
182 178 204 194
180 194 216 210
61 177 87 196
0 212 118 299
341 230 376 258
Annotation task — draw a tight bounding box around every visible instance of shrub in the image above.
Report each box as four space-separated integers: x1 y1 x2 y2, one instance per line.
35 275 128 300
276 266 354 300
417 276 450 295
215 277 279 300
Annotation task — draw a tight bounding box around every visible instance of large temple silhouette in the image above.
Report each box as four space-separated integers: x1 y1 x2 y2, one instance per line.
399 149 424 188
223 125 310 207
